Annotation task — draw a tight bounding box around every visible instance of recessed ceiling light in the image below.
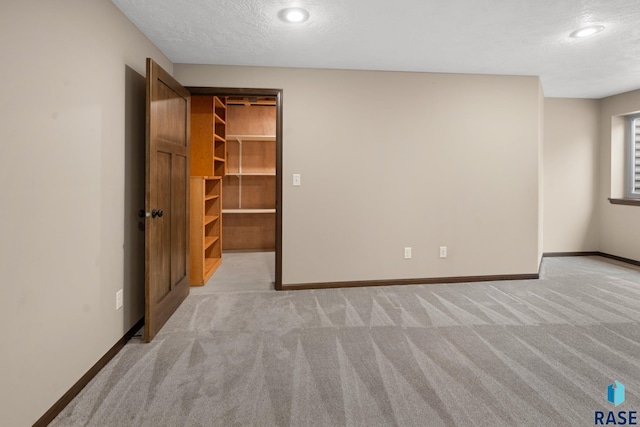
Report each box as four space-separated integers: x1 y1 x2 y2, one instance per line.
278 7 309 23
570 25 605 38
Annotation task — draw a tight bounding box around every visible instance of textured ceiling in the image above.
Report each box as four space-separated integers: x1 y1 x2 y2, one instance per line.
111 0 640 98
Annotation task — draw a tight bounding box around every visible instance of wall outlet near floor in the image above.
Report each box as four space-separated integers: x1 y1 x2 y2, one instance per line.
116 289 123 310
404 247 412 259
439 246 447 258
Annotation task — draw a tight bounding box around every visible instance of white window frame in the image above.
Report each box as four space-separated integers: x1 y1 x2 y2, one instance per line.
625 113 640 199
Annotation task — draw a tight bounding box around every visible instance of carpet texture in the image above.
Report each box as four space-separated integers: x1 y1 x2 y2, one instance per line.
192 251 275 294
51 256 640 426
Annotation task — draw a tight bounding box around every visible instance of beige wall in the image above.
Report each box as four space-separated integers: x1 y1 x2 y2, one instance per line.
0 1 171 425
598 89 640 260
543 98 600 252
176 65 543 284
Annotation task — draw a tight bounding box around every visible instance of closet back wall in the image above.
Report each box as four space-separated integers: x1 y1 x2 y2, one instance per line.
175 65 542 285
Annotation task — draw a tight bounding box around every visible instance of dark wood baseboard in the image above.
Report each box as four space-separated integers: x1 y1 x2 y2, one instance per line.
282 272 540 291
33 318 144 427
544 251 640 268
283 251 640 290
543 251 601 257
597 252 640 268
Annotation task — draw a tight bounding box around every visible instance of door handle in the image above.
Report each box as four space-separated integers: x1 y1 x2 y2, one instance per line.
139 209 163 218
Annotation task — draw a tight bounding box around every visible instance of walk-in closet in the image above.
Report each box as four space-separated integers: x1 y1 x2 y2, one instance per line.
189 94 277 289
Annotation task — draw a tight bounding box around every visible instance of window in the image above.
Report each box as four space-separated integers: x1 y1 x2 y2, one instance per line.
626 113 640 199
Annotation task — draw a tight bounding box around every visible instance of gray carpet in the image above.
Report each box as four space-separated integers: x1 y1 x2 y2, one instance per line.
192 251 275 294
51 256 640 426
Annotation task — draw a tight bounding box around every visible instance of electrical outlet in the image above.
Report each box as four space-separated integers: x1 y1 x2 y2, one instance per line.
116 289 123 310
293 174 301 186
404 247 412 259
439 246 447 258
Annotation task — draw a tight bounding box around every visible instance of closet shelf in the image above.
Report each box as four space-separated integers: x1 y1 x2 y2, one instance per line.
222 209 276 214
204 236 219 249
227 135 276 142
214 114 226 125
226 172 275 176
214 97 225 108
204 215 219 225
204 258 222 275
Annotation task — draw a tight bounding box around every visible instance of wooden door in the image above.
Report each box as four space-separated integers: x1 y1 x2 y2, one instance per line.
144 58 190 342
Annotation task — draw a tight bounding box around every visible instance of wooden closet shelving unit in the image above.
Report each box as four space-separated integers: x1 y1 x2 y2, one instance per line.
189 95 226 285
222 103 276 250
223 134 276 215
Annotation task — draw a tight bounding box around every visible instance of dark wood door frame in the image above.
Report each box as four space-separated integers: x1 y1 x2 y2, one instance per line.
188 87 283 290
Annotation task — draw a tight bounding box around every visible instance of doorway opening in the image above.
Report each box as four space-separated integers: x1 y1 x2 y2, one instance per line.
188 87 283 292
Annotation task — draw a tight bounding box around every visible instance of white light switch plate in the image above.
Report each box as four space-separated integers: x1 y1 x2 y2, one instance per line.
293 174 301 186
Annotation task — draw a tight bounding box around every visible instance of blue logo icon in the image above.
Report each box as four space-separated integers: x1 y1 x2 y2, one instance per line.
608 381 625 407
